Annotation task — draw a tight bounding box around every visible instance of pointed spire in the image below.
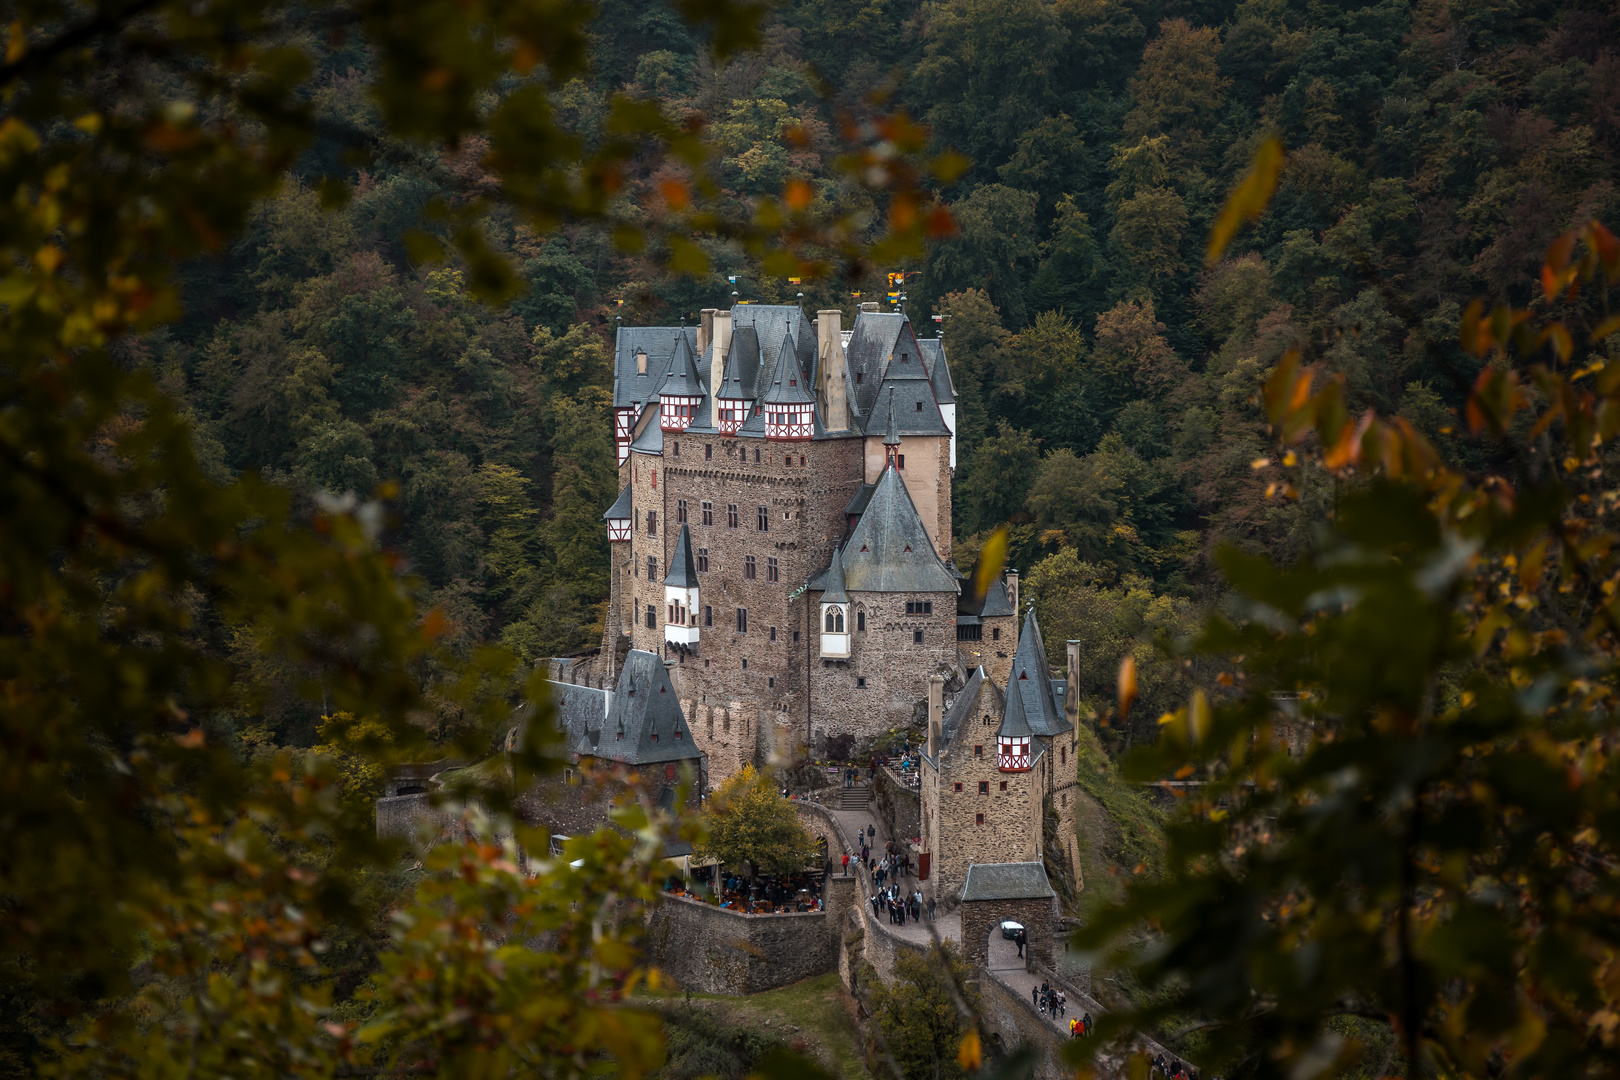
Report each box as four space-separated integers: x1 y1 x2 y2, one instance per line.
762 337 814 404
663 524 698 588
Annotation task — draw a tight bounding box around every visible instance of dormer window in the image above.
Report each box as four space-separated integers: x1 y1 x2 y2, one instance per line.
998 735 1031 771
637 351 648 375
856 373 863 383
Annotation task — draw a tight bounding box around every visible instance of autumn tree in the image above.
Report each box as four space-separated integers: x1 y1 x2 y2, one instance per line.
695 766 820 878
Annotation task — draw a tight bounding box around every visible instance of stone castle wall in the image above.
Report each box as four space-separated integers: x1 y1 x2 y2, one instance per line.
960 894 1059 970
642 884 853 995
922 726 1044 906
808 589 958 740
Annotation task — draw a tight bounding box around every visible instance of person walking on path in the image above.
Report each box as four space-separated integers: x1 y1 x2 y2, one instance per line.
926 896 936 920
1015 927 1027 959
1032 985 1039 1008
1057 990 1065 1018
1085 1014 1094 1038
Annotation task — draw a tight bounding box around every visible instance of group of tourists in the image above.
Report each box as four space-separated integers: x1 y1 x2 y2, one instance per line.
1033 980 1066 1019
1152 1054 1197 1080
707 869 825 914
1067 1012 1094 1038
869 884 931 925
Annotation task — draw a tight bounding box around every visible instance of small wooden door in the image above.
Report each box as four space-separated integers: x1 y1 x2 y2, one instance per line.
918 852 930 880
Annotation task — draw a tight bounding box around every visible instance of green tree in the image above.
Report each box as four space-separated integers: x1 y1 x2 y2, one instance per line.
956 422 1042 536
933 288 1010 455
694 766 819 878
1121 19 1229 166
867 944 979 1080
927 183 1041 327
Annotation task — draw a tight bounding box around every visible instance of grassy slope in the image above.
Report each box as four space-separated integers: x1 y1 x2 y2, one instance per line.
1071 720 1166 915
645 973 873 1080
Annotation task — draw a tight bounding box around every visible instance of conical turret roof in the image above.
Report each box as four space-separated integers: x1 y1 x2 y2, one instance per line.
882 388 901 446
1007 608 1070 736
657 331 705 398
817 540 849 604
664 524 698 588
762 337 815 405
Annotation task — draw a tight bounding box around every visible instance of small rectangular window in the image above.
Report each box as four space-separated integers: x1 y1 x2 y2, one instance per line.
856 676 866 688
793 629 800 642
974 745 983 757
677 499 687 524
999 780 1008 791
1060 747 1065 765
744 555 756 580
975 813 984 825
742 658 748 669
736 608 748 633
702 501 713 525
754 448 761 462
767 556 779 583
954 782 962 792
647 556 656 580
770 626 777 641
979 781 989 794
992 627 1001 641
768 676 775 688
696 547 709 572
665 763 676 780
898 454 905 469
645 604 655 628
913 629 923 644
915 401 922 411
647 510 657 537
857 611 866 631
728 504 739 528
757 505 768 531
673 441 680 457
704 605 713 627
705 443 713 460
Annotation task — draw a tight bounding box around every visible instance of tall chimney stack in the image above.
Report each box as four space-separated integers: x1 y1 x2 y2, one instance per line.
1065 640 1081 727
817 309 849 431
709 309 732 399
928 674 944 759
1006 569 1019 615
698 308 716 356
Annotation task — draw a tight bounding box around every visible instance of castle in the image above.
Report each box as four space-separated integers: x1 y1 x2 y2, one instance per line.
587 300 1082 904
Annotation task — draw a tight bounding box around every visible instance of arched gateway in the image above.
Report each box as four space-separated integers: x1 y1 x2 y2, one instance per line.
958 861 1059 969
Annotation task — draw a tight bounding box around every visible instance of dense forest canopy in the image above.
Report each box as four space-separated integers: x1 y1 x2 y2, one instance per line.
145 0 1620 749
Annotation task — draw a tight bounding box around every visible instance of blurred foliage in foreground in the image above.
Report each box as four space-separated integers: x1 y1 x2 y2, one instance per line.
1074 203 1620 1079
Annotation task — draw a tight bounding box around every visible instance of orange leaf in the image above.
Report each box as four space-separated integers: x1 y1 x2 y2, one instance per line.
659 178 691 211
957 1030 982 1071
1587 221 1618 276
924 204 958 239
1546 229 1577 272
1592 314 1620 342
782 178 813 212
175 728 205 749
890 193 917 232
1207 137 1285 266
421 608 450 641
1118 655 1138 722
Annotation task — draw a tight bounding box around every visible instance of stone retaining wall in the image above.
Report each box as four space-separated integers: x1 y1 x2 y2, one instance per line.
978 970 1072 1080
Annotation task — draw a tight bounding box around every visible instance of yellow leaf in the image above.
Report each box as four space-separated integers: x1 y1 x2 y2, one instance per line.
957 1030 981 1071
1188 689 1211 744
1592 314 1620 342
1206 137 1284 266
971 526 1008 609
1118 655 1138 721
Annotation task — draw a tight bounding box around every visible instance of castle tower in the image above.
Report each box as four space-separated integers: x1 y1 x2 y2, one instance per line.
658 332 704 433
762 338 815 440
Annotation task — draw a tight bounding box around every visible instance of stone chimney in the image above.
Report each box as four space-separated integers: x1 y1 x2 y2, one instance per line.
928 674 944 759
710 309 732 397
817 309 849 432
1006 569 1019 614
859 301 879 314
1065 640 1081 727
698 308 716 356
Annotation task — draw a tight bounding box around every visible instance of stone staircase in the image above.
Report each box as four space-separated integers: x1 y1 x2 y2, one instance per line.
839 784 872 811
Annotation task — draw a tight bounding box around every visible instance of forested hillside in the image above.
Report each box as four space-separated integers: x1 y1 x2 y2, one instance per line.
151 0 1620 749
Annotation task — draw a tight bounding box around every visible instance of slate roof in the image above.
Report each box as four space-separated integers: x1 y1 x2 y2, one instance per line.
839 466 959 594
865 360 949 437
816 540 849 604
761 337 816 405
582 650 704 766
844 311 906 420
602 484 632 522
844 484 875 518
958 571 1015 618
664 524 698 588
936 667 1005 761
960 861 1057 902
657 331 705 399
613 326 698 409
716 326 762 401
919 337 956 406
980 576 1015 617
998 674 1036 739
629 403 664 454
1007 608 1071 737
548 681 610 754
731 305 814 386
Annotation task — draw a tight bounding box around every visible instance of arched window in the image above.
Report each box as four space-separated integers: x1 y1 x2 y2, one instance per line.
824 608 845 633
857 610 866 632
